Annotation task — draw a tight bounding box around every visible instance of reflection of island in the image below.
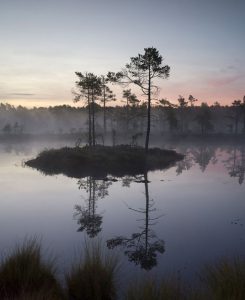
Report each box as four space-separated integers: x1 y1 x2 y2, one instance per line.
107 172 165 270
224 146 245 185
74 176 112 238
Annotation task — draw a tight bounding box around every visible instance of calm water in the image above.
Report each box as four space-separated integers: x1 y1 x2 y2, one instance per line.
0 139 245 286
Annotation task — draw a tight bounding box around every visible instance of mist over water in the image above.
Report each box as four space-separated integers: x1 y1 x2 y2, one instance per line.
0 138 245 287
1 103 245 136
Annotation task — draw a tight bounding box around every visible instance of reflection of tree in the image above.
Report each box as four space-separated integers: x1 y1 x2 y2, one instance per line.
107 172 165 270
74 177 112 238
176 155 193 175
191 145 217 172
224 146 245 185
121 176 135 188
175 147 194 175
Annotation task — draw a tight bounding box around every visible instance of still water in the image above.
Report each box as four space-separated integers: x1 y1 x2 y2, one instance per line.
0 140 245 286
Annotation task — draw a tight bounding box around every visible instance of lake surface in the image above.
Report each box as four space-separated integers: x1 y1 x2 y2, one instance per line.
0 139 245 288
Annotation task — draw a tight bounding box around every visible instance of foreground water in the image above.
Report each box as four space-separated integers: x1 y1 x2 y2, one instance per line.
0 139 245 287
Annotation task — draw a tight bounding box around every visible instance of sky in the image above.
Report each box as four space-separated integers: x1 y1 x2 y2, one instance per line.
0 0 244 107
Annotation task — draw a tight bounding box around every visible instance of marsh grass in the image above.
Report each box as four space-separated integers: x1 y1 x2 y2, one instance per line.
200 257 245 300
159 277 186 300
125 278 159 300
0 238 63 300
2 291 63 300
2 238 245 300
66 239 119 300
124 276 187 300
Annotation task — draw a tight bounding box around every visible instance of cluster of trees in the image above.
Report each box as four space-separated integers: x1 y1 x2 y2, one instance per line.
166 96 245 136
74 47 170 152
73 73 116 146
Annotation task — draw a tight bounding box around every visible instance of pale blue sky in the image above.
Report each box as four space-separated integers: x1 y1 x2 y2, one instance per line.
0 0 244 107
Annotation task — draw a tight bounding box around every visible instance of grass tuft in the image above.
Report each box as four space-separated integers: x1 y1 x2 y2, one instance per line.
124 276 187 300
125 278 159 300
200 257 245 300
0 238 63 300
66 239 119 300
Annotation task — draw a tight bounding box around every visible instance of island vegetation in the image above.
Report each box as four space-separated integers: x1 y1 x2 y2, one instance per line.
25 145 183 178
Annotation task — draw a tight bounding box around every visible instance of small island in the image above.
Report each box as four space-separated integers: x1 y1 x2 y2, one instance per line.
25 145 184 178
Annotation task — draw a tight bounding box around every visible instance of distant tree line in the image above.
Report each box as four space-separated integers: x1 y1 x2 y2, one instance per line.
0 99 245 138
0 103 87 135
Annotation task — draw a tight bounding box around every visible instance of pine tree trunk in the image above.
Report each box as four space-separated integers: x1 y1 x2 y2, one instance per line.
91 91 95 146
103 86 106 134
145 68 151 153
126 97 129 130
88 91 92 147
103 101 106 134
